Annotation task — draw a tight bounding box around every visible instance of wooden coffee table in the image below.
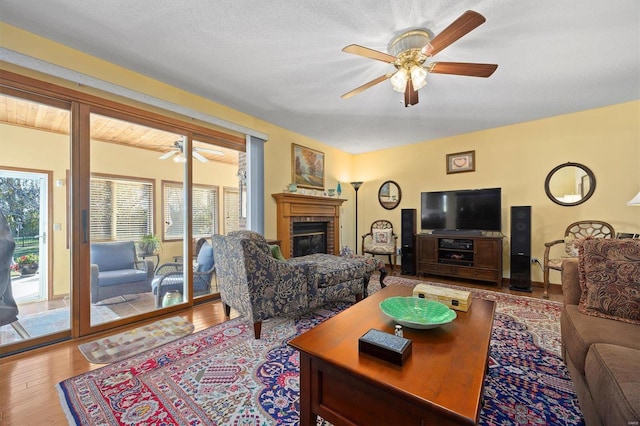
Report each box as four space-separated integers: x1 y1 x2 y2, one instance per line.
288 284 496 426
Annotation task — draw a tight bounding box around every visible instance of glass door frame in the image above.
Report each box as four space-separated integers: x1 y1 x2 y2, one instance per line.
0 86 71 354
1 70 246 343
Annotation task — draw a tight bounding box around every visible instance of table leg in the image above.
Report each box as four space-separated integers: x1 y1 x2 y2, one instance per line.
298 354 318 426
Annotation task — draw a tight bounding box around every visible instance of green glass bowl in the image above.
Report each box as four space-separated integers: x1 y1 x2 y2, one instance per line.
379 296 457 329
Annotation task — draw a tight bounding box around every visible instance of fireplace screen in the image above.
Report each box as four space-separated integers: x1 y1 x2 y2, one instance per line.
292 222 327 257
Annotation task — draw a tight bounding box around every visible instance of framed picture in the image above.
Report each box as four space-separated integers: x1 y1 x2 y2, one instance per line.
292 143 325 190
446 150 476 174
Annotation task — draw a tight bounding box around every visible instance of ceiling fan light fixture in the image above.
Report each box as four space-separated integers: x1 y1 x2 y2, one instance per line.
173 154 187 163
390 68 408 92
410 65 428 91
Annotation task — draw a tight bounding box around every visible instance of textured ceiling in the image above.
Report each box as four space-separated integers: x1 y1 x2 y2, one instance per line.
1 0 638 154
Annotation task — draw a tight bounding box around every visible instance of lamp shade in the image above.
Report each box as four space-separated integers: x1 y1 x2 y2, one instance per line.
627 191 640 206
390 69 408 92
410 65 427 91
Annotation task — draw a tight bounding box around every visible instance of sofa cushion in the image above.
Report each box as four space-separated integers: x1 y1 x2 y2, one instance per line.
97 269 149 287
564 235 581 257
561 304 640 375
286 253 365 288
90 241 137 271
196 243 214 272
269 244 286 261
578 238 640 325
365 229 394 253
585 344 640 425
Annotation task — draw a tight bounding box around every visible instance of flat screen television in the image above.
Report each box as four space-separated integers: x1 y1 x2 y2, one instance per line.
421 188 502 232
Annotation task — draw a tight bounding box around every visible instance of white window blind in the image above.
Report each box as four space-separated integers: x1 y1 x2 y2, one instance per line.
90 176 154 241
163 182 218 240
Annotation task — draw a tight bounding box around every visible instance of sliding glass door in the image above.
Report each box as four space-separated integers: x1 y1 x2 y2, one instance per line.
86 111 188 329
1 72 247 352
0 91 71 353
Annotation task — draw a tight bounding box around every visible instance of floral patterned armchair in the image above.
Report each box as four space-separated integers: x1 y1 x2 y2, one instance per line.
211 230 371 338
362 220 398 270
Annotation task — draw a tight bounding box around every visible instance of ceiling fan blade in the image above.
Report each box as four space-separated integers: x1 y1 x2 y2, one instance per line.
342 44 397 63
341 73 393 99
404 79 419 107
192 151 208 163
427 10 486 56
159 149 178 160
194 147 224 156
429 62 498 77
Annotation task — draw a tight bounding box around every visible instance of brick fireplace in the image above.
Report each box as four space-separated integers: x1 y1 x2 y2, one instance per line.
272 193 346 258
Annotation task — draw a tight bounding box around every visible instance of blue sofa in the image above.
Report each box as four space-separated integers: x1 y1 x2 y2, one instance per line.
90 241 154 304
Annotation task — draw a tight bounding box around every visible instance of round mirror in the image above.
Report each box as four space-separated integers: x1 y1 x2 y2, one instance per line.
378 180 402 210
545 162 596 206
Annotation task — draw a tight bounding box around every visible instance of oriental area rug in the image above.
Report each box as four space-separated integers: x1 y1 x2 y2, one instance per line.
57 276 584 425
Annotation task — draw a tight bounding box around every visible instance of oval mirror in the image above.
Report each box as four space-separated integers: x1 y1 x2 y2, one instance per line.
378 180 402 210
544 162 596 206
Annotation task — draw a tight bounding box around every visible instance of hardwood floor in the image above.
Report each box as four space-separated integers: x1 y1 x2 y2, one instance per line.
0 272 562 425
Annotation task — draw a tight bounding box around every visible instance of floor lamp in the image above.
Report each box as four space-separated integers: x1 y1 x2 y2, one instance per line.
351 182 363 254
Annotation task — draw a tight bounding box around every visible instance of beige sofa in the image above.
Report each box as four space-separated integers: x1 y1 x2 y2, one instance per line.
560 238 640 425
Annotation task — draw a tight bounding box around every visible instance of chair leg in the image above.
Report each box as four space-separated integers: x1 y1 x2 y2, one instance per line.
379 267 387 288
253 321 262 339
388 254 394 271
223 303 231 317
543 267 550 299
355 292 364 302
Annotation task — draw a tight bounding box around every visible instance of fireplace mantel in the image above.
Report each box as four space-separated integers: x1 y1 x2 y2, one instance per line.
272 193 346 258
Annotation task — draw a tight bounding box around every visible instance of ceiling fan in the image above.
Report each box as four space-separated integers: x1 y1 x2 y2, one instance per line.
341 10 498 107
158 140 224 163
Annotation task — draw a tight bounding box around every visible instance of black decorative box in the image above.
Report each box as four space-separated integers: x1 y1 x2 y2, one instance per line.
358 329 412 366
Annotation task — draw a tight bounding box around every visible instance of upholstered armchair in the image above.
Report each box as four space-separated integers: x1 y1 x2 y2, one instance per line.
211 230 367 339
151 241 216 308
90 241 154 304
543 220 615 299
362 220 398 270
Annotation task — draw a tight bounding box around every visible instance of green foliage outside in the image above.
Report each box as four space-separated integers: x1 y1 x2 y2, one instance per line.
0 176 40 259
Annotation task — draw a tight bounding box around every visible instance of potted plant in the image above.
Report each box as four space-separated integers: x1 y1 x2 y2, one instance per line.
138 234 161 255
12 253 39 276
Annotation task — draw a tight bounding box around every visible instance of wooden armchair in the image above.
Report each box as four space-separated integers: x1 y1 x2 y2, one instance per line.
543 220 615 298
362 220 398 270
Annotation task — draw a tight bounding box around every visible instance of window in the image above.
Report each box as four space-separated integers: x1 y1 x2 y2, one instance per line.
163 181 218 240
90 175 154 241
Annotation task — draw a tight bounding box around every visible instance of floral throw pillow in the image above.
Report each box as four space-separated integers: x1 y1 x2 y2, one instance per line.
564 236 581 257
578 238 640 325
372 229 392 245
366 229 393 252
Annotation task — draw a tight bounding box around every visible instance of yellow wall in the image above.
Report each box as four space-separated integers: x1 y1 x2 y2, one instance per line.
353 101 640 283
2 23 639 287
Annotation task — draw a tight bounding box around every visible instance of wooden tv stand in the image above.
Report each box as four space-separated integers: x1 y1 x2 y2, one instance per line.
415 233 503 285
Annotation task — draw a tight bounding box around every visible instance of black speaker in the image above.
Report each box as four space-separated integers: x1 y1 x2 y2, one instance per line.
510 206 532 292
401 209 417 275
